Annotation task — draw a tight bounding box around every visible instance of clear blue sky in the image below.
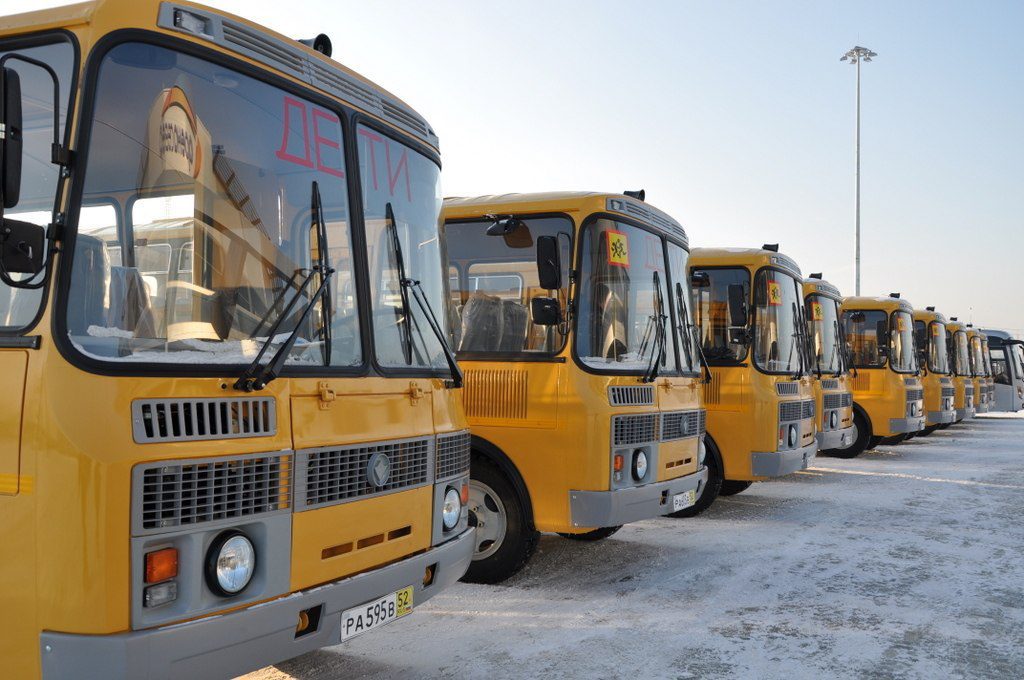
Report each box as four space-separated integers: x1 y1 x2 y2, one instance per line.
9 0 1024 334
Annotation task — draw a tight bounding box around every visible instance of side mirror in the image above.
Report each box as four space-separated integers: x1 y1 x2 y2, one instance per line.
531 296 562 326
536 235 561 290
0 66 23 209
690 270 710 288
1 218 44 274
727 283 747 328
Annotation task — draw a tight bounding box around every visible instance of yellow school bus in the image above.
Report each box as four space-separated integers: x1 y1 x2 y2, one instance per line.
688 246 817 496
966 326 994 414
839 295 925 454
443 192 708 583
911 307 957 435
0 2 474 677
802 274 855 455
945 319 975 423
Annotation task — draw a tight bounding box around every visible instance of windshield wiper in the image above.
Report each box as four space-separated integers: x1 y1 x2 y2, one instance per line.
675 281 711 383
831 318 844 377
234 182 334 392
642 271 667 383
385 202 463 388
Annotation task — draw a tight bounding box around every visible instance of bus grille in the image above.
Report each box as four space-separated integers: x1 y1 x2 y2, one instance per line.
660 410 706 441
612 413 659 445
941 387 955 398
298 437 431 509
609 385 655 406
135 452 291 534
964 385 975 395
906 389 924 401
436 430 471 481
823 393 853 410
776 382 799 396
820 379 840 391
780 400 815 422
131 397 276 443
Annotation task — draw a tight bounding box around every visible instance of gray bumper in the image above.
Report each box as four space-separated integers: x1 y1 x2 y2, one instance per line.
927 409 956 425
750 441 817 477
40 529 475 680
976 402 990 414
955 407 976 421
569 467 709 528
889 416 925 433
816 426 853 451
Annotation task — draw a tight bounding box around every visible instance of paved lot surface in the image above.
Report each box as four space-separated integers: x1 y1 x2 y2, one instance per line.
246 414 1024 679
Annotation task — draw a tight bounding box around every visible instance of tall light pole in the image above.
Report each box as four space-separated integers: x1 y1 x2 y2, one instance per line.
840 46 876 295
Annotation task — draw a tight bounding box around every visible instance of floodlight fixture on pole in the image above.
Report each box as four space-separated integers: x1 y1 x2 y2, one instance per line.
840 46 876 295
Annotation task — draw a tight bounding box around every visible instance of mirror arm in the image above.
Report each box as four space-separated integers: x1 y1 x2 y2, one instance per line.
0 54 66 165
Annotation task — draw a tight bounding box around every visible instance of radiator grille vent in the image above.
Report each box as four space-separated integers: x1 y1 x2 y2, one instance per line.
298 437 431 509
135 453 291 535
463 369 528 420
612 413 659 446
780 400 815 422
852 373 871 392
823 393 842 410
964 385 975 395
704 371 722 404
820 379 840 391
777 382 799 396
132 398 276 443
609 385 655 406
941 387 955 398
436 430 471 481
660 409 706 441
906 389 924 402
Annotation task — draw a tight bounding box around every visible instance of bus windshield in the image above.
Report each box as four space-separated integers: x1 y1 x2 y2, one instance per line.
64 42 375 368
889 310 917 372
950 330 970 376
692 266 749 363
445 216 572 355
0 39 74 330
753 268 804 375
806 294 842 375
921 320 949 374
575 218 694 374
969 335 985 377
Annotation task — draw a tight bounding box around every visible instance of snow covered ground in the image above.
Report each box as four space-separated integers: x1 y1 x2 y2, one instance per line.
245 413 1024 679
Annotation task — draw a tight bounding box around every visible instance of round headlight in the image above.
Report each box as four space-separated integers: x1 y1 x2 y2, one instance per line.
206 531 255 596
788 424 798 448
632 450 649 481
830 410 839 429
442 487 461 531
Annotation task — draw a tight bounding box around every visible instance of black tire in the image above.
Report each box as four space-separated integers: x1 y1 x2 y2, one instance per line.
719 479 753 496
667 436 723 518
919 424 939 437
938 422 952 430
834 409 871 458
462 458 538 584
558 526 622 541
868 435 883 449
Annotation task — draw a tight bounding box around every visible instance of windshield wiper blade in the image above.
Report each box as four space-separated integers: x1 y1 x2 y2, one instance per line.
642 271 667 384
312 181 333 365
386 202 415 366
386 202 463 387
234 264 335 392
675 282 712 382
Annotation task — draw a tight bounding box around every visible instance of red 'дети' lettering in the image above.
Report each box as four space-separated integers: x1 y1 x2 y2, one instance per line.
277 96 345 178
358 127 411 202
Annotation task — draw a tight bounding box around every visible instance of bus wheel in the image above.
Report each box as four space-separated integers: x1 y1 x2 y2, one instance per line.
462 459 538 584
668 437 723 517
833 410 870 458
558 526 622 541
920 424 939 436
719 480 752 496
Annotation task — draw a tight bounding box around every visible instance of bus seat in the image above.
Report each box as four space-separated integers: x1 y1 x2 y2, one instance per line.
499 299 528 352
108 266 156 338
459 292 502 352
66 234 109 336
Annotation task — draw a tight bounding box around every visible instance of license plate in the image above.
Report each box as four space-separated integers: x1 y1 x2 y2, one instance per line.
340 585 413 642
673 490 696 511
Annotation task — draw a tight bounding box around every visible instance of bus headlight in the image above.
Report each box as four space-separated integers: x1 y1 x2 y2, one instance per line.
632 450 648 481
441 487 461 531
788 424 798 448
206 531 256 596
829 411 839 430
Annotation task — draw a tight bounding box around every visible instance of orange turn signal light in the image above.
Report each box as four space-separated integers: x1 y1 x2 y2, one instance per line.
145 547 178 584
460 481 470 505
613 454 624 472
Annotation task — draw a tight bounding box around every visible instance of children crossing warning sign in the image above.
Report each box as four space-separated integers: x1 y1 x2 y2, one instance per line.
811 301 824 320
767 281 783 306
606 230 630 267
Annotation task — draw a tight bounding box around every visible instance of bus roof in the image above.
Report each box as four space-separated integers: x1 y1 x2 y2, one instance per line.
0 0 438 150
803 276 843 300
841 295 915 314
913 308 949 325
443 192 689 246
689 247 802 280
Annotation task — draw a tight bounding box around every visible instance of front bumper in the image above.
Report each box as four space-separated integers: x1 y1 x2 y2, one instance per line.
569 466 709 528
750 441 817 477
927 409 956 425
976 402 990 414
955 407 976 421
816 426 853 451
889 416 925 434
40 529 475 680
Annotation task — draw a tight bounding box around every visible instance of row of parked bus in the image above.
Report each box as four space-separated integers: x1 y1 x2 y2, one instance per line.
1 3 1020 679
